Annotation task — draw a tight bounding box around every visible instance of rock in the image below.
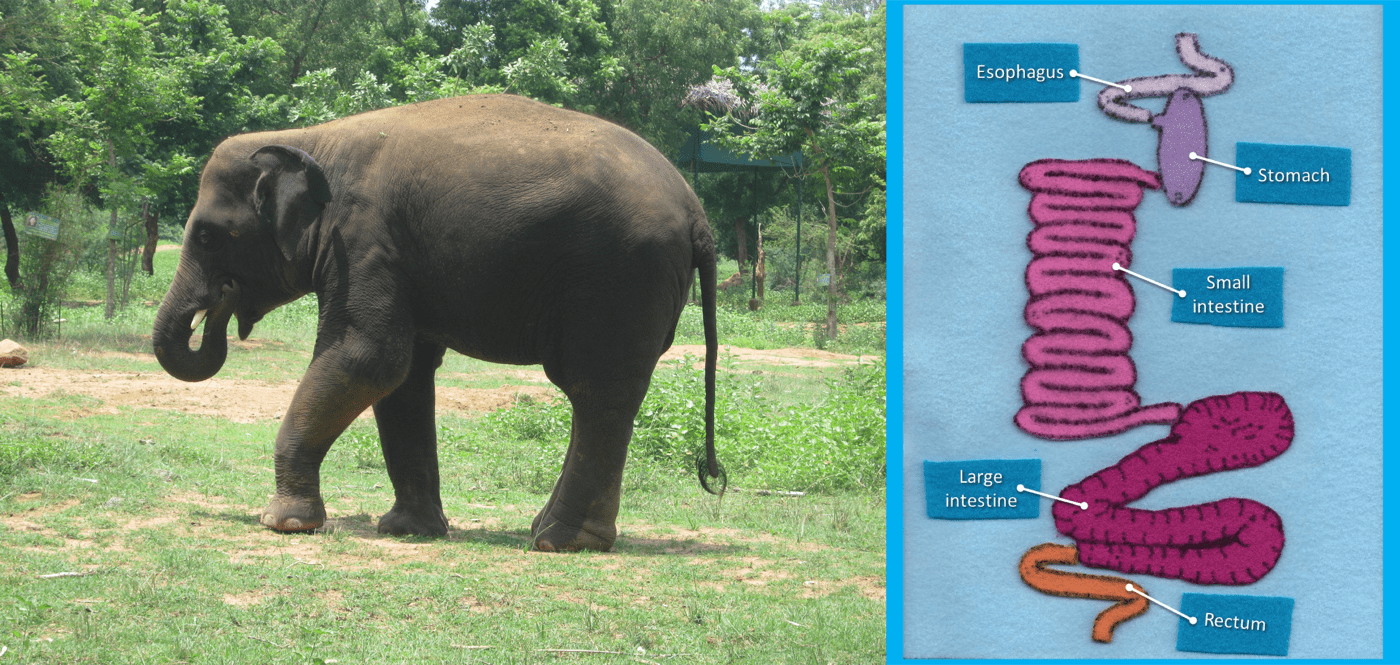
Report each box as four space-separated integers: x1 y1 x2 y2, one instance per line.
0 339 28 367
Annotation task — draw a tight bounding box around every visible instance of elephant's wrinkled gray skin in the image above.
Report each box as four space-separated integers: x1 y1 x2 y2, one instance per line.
153 95 721 552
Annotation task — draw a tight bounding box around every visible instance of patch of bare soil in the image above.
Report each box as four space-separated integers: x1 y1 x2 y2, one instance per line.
0 497 80 537
0 365 557 423
660 344 873 368
0 343 866 422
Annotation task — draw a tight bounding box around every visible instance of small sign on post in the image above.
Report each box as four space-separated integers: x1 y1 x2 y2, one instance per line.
22 212 59 241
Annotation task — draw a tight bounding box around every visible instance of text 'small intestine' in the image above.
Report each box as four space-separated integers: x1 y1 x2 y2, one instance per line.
1016 159 1182 441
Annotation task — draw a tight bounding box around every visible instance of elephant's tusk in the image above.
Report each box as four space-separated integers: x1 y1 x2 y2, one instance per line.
190 309 208 331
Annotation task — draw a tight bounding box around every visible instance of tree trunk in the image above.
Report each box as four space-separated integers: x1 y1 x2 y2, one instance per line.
141 198 157 276
0 191 22 290
733 216 748 271
755 222 765 301
105 140 117 320
121 220 137 309
821 163 839 339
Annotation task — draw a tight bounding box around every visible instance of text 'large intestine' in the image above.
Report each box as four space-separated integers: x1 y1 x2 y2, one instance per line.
1097 33 1235 207
1016 159 1182 441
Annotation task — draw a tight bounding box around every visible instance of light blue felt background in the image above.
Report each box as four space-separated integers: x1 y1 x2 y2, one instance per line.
902 5 1382 659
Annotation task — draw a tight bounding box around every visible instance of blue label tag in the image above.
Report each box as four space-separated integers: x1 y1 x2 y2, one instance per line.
963 44 1078 103
1177 593 1294 656
1235 142 1351 206
1171 267 1284 328
924 459 1040 520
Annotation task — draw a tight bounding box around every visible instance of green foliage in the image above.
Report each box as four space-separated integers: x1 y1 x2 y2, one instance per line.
0 190 109 337
431 0 615 105
288 68 394 127
702 6 885 336
592 0 759 148
43 0 200 187
484 353 885 492
486 391 572 443
0 0 885 319
218 0 411 87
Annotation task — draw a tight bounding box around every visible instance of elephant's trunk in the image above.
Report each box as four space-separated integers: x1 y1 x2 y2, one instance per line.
153 279 241 382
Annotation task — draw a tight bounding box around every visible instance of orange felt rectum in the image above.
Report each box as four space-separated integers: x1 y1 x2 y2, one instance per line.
1018 542 1150 643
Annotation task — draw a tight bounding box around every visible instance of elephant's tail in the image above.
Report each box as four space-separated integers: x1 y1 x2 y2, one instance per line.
693 218 726 496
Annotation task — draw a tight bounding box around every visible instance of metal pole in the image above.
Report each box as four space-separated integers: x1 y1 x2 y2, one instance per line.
750 167 757 300
795 164 802 304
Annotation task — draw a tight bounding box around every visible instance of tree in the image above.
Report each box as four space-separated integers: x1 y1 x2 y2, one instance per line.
0 50 51 290
0 0 75 289
218 0 404 87
706 33 884 338
143 0 283 223
586 0 760 149
430 0 616 105
44 0 200 318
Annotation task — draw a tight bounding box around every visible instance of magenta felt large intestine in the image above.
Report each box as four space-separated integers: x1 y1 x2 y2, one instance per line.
1016 159 1183 440
1053 392 1293 585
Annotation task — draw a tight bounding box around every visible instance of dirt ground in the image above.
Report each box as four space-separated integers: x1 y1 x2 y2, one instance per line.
0 344 868 423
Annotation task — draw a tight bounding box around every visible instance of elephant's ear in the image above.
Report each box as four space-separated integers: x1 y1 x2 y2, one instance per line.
250 145 332 262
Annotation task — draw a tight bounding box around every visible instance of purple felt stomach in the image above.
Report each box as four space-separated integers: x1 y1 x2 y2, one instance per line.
1150 88 1207 207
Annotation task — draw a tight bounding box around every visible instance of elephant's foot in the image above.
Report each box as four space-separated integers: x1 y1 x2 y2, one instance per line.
260 494 326 532
377 502 449 537
531 511 617 552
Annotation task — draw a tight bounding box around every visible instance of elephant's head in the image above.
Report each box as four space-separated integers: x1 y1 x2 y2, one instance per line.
153 144 331 382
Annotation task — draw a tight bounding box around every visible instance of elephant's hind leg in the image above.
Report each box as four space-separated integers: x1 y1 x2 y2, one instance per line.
372 339 450 536
531 376 650 552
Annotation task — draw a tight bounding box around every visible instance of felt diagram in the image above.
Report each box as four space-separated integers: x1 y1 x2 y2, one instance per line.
928 29 1354 656
1097 33 1234 207
1011 33 1296 651
906 6 1381 659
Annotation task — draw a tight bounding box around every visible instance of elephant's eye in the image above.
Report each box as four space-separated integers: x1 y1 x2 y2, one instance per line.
198 229 226 253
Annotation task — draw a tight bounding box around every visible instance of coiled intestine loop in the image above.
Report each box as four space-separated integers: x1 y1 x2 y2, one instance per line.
1016 159 1183 440
1053 391 1293 585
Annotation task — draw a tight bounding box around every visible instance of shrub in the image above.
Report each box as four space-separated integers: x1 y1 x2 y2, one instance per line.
480 354 886 493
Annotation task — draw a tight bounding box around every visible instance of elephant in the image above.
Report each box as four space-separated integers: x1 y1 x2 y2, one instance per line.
152 94 723 552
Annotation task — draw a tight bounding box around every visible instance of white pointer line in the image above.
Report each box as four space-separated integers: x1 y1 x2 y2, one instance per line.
1189 152 1252 176
1016 484 1087 510
1069 70 1130 92
1126 584 1197 625
1112 262 1185 298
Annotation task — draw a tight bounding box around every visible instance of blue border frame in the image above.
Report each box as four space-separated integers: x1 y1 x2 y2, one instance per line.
885 2 1389 662
886 1 907 660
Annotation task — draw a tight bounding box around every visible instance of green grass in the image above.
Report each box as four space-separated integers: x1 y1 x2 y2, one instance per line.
490 354 886 492
0 239 886 662
0 248 886 662
0 400 884 664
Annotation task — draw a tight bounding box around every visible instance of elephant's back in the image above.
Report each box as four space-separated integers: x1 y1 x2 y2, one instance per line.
324 95 660 161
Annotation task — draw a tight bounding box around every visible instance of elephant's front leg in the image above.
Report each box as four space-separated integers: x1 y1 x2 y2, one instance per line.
372 340 450 536
260 343 410 533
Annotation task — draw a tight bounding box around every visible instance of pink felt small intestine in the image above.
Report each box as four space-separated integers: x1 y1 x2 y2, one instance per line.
1016 159 1182 440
